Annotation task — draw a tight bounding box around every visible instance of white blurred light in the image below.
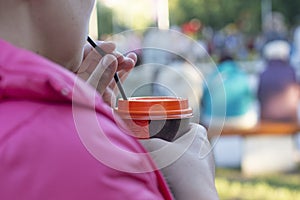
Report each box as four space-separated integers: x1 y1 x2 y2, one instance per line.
101 0 119 8
157 0 170 29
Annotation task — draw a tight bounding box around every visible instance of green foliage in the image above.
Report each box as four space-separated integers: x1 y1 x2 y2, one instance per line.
169 0 300 34
215 168 300 200
97 0 300 37
97 3 113 37
272 0 300 27
170 0 261 32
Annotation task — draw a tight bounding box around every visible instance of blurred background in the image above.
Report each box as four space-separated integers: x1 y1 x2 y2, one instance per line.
90 1 300 199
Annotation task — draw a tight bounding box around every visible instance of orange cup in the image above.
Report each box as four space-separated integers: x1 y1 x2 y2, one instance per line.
115 96 193 141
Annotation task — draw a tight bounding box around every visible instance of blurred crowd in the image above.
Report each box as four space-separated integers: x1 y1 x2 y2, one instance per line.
107 11 300 126
102 10 300 178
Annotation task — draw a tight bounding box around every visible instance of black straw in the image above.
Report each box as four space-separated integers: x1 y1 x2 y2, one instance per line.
87 36 128 100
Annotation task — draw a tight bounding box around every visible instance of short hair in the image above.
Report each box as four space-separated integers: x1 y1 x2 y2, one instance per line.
263 40 290 61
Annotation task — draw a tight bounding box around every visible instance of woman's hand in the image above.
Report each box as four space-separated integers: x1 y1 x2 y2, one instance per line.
139 123 219 200
77 41 137 106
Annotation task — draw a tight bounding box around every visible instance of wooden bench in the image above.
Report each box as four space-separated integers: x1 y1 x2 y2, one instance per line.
207 121 300 139
207 121 300 175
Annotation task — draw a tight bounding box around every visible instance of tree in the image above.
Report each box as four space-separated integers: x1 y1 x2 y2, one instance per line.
97 3 113 38
169 0 300 35
169 0 261 34
272 0 300 28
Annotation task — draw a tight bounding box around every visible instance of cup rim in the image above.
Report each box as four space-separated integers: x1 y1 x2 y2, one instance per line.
115 96 193 120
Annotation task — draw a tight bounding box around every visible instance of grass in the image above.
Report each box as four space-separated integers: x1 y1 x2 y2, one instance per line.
215 167 300 200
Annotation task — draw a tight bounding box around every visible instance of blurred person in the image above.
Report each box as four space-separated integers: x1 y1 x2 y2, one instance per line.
201 49 258 128
291 25 300 74
257 40 300 122
263 12 288 44
0 1 218 200
142 28 173 65
181 18 202 40
223 23 248 60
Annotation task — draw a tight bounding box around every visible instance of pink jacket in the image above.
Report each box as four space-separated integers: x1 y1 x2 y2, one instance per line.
0 39 173 200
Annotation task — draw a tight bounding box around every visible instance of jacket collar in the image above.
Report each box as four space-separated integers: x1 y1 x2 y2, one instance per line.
0 39 107 113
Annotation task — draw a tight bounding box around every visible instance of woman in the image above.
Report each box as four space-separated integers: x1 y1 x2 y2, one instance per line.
258 40 300 122
0 1 218 199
